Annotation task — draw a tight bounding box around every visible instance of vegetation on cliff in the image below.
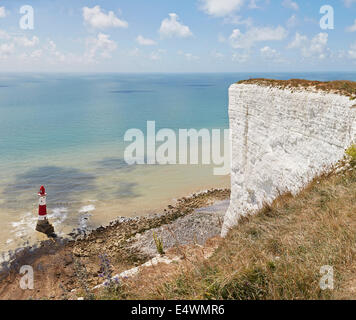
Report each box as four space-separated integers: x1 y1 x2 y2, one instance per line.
237 79 356 100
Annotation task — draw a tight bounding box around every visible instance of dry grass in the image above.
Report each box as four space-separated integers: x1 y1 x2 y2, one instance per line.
237 79 356 99
111 162 356 300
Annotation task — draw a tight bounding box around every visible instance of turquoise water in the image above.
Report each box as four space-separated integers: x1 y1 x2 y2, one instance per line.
0 72 355 255
0 73 234 211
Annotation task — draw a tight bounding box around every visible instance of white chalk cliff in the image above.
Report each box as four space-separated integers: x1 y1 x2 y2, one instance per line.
222 82 356 237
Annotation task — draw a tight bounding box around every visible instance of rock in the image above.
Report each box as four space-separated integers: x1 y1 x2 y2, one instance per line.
35 219 55 236
64 255 73 266
73 248 89 257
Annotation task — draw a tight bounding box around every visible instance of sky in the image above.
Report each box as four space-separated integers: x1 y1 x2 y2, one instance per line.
0 0 355 72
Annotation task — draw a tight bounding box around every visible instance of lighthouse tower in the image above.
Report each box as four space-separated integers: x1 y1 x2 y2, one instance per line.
38 185 47 219
35 186 55 236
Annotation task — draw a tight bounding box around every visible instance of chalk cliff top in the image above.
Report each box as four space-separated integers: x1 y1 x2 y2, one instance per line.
236 78 356 100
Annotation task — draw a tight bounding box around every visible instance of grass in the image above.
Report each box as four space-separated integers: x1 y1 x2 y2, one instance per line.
237 79 356 99
153 232 165 255
346 144 356 166
108 159 355 300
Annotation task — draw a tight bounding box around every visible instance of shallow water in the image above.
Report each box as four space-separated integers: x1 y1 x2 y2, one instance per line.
0 72 355 258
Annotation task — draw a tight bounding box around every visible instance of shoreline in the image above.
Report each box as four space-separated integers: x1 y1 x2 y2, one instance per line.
0 188 230 299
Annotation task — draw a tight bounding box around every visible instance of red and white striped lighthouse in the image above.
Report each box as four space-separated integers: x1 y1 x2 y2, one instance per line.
38 185 48 220
35 185 55 236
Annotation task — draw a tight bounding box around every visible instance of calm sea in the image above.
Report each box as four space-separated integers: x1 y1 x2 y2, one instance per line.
0 72 355 258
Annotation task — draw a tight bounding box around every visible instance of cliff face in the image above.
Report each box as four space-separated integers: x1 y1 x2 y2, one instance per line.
222 82 356 237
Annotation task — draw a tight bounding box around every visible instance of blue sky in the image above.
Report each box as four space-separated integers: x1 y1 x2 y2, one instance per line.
0 0 355 72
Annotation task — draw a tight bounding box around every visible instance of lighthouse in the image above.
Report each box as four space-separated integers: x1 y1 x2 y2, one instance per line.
35 186 55 236
38 185 47 219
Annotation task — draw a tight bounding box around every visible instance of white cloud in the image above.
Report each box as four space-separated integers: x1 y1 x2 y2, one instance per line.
149 53 159 61
15 36 39 47
335 50 346 59
0 43 14 59
30 49 43 59
127 48 165 61
199 0 244 17
0 7 7 18
48 40 57 52
344 0 356 7
248 0 260 9
44 39 94 66
288 32 329 59
149 52 160 61
229 26 287 49
149 49 166 61
178 50 199 61
83 6 128 29
349 42 356 59
282 0 299 11
0 32 40 60
136 35 157 46
288 32 307 48
128 48 140 57
346 19 356 32
0 29 10 40
211 51 224 59
232 52 249 63
85 33 117 61
218 34 227 43
303 33 328 59
287 14 298 28
223 15 253 26
20 49 43 61
260 46 280 59
46 40 66 62
304 17 318 25
42 40 81 65
159 13 193 38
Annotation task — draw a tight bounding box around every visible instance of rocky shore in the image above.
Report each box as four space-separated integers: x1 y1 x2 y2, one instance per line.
0 188 230 300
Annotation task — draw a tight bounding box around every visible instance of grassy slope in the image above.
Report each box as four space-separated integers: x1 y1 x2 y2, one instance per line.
112 158 355 300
